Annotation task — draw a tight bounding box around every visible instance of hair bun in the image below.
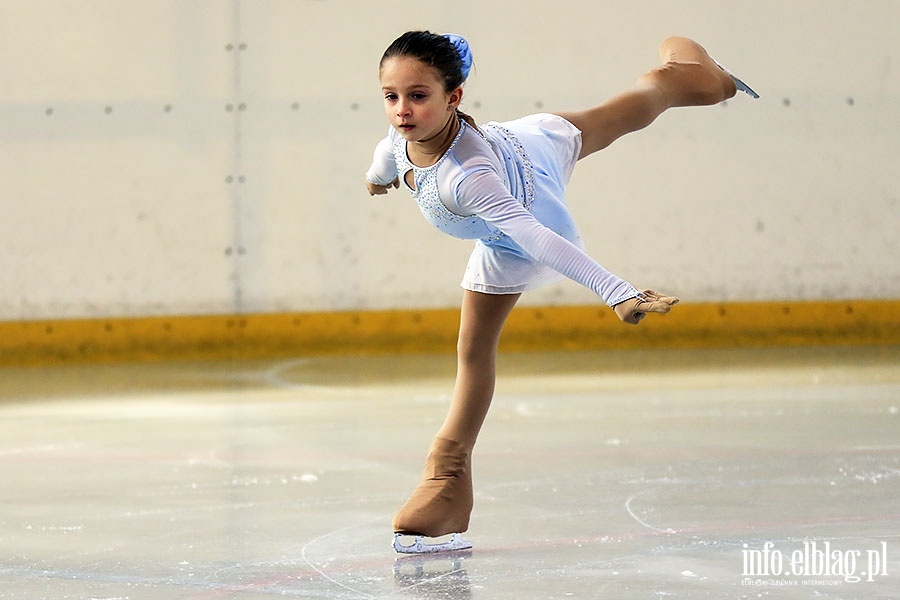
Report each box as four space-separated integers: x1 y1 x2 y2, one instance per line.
443 33 473 80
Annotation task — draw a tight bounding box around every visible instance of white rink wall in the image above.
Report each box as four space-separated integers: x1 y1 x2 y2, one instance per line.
2 0 898 320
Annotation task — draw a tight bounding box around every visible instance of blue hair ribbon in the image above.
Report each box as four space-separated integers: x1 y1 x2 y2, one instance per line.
443 33 473 80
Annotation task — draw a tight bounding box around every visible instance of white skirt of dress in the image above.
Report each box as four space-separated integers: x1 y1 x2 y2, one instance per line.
461 113 584 295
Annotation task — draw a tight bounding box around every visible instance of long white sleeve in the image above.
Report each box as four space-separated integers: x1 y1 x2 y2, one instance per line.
455 169 638 306
365 136 398 186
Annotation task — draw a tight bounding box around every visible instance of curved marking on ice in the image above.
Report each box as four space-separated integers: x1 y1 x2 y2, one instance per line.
299 522 376 599
263 358 325 390
624 495 677 535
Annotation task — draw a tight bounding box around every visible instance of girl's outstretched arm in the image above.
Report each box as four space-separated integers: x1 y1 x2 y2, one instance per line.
457 169 640 307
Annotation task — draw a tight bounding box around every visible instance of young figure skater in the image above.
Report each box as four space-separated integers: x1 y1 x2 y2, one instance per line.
365 31 757 553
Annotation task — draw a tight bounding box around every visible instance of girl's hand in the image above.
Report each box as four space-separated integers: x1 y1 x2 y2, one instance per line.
366 177 399 196
613 290 679 325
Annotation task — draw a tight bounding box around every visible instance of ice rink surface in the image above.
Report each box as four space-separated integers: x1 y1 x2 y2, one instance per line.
1 346 898 599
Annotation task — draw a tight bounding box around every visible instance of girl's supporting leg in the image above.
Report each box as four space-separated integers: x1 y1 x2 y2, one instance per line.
556 37 738 160
392 290 521 537
436 290 521 448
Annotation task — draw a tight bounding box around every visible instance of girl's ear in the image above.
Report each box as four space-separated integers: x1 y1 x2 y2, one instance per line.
448 87 464 110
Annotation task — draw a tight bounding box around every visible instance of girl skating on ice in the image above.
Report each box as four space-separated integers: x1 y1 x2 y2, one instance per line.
365 31 757 553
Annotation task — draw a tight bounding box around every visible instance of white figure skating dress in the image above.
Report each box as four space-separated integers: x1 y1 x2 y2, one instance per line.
366 113 638 306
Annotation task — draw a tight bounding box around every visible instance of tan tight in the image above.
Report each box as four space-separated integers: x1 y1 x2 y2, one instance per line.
393 37 739 538
392 290 518 536
557 36 738 159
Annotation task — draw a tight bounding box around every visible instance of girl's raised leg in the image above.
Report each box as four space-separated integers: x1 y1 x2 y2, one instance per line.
393 290 520 538
557 36 750 160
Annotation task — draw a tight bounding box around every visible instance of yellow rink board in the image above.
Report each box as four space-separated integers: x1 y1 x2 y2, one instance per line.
1 299 899 366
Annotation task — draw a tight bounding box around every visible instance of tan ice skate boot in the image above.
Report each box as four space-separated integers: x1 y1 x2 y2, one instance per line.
392 437 474 553
639 36 758 107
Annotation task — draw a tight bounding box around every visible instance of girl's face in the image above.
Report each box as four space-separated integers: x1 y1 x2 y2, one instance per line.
380 56 462 142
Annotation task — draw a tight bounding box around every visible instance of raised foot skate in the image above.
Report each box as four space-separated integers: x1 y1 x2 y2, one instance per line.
393 532 473 554
646 36 759 106
713 59 760 99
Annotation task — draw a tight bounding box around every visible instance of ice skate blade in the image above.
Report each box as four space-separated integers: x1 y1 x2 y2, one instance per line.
392 532 473 554
714 59 760 99
729 73 759 99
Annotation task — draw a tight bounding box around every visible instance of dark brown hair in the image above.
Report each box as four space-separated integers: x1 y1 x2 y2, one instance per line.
380 30 467 92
